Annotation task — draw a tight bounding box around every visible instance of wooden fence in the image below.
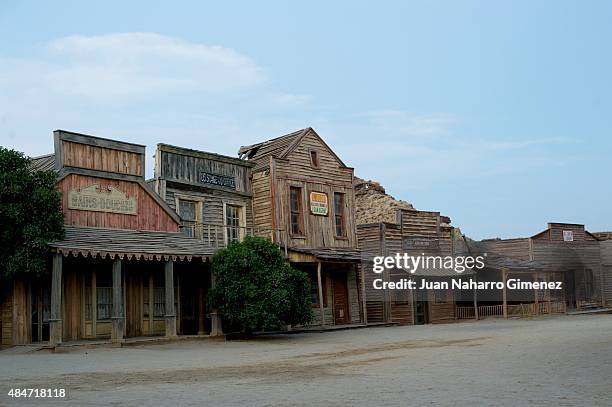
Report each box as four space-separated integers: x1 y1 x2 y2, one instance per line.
455 302 567 320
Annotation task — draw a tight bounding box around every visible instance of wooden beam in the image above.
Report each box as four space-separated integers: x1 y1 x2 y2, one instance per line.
473 273 479 320
317 262 325 326
49 253 63 346
111 259 124 342
164 260 177 338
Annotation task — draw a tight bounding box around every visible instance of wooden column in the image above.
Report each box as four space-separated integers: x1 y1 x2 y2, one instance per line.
49 253 63 346
473 273 479 320
358 263 367 325
197 285 205 335
502 268 508 319
111 258 124 342
317 262 325 326
209 270 223 336
534 271 539 315
164 260 177 338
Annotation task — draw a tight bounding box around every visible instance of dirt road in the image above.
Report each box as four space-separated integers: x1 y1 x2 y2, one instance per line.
1 315 610 406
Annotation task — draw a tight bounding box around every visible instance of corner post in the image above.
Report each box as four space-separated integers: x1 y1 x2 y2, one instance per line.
473 273 479 320
111 258 124 342
502 268 508 319
165 259 177 338
49 253 63 346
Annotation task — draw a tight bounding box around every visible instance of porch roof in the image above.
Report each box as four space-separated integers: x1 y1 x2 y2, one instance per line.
49 225 216 261
289 247 362 262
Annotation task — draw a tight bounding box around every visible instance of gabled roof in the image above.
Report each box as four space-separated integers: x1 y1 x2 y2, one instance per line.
238 127 348 170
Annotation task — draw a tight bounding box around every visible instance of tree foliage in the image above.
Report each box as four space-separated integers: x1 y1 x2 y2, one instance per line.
208 236 313 333
0 148 64 282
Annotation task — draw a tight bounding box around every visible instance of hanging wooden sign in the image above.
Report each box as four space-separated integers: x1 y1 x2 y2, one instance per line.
309 191 328 216
68 184 137 215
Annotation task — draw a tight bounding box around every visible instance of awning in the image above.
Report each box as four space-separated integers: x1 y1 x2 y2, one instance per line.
288 247 362 262
49 225 216 261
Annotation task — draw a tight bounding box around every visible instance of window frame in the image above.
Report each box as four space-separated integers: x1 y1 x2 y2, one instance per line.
333 191 347 239
309 149 320 169
174 194 204 238
289 186 305 237
223 201 246 244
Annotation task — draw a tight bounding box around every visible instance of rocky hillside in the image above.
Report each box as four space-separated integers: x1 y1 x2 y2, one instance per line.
353 177 414 225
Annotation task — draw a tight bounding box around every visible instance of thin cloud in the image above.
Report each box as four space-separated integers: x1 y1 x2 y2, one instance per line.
0 32 265 101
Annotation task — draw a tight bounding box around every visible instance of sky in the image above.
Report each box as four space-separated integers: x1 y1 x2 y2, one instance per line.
0 1 610 239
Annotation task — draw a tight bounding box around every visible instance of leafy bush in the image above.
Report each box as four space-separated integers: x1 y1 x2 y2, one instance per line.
0 148 64 284
208 236 313 334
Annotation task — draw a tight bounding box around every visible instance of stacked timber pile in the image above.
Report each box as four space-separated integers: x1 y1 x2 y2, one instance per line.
354 176 414 225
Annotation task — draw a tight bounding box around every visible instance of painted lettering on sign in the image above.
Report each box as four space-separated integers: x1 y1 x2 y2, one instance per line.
199 171 236 189
563 230 574 242
68 184 137 215
309 192 328 216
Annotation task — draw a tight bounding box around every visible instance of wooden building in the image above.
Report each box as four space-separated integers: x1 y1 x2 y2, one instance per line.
0 130 220 348
594 232 612 307
238 128 364 326
357 208 471 325
479 222 604 312
149 144 254 245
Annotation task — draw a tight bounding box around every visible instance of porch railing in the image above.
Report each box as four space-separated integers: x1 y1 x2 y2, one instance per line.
180 223 289 254
456 301 567 320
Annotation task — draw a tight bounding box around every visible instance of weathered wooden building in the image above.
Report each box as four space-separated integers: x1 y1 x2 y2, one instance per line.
593 232 612 307
0 130 219 348
239 128 364 326
479 222 604 312
357 207 471 325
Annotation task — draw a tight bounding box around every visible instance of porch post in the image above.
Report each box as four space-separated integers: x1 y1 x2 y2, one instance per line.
209 271 223 336
49 253 63 346
358 263 367 325
534 270 539 315
317 262 325 326
111 258 124 342
502 268 508 319
197 286 206 335
473 273 479 320
165 259 177 338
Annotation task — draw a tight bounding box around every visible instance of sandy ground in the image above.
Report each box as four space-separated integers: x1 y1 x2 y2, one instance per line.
0 314 611 406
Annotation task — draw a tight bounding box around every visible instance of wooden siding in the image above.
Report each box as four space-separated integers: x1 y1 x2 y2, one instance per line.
252 171 272 236
59 174 179 232
61 140 143 176
1 289 13 346
601 241 612 306
157 147 251 194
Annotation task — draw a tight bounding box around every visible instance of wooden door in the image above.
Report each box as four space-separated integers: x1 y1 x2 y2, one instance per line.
332 273 350 324
179 273 197 335
125 274 143 337
414 285 429 324
564 271 576 309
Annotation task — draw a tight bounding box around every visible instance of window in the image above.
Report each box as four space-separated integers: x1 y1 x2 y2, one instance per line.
290 187 304 236
310 150 320 168
225 204 242 243
178 199 198 237
96 272 113 320
334 192 346 237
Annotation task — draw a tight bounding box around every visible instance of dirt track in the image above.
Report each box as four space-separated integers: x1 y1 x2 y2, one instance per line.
1 315 611 406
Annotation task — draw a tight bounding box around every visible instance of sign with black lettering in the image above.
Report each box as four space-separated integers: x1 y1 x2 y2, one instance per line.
199 171 236 189
68 184 137 215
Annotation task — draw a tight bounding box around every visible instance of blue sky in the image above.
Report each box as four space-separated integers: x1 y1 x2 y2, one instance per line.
0 1 610 239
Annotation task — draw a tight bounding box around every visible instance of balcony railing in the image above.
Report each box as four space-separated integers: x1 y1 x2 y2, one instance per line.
180 223 288 254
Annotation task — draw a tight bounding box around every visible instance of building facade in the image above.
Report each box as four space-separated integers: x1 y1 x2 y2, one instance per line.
239 128 364 326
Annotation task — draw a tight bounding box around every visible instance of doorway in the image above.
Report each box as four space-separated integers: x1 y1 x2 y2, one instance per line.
30 285 50 343
332 273 350 325
414 284 429 324
564 271 576 309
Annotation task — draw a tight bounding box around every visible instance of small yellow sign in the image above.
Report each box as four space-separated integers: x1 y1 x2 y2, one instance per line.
309 192 328 216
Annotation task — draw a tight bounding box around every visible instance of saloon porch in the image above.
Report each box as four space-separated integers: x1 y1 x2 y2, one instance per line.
1 226 222 348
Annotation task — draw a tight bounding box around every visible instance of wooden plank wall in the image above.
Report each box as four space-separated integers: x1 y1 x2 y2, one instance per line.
601 240 612 306
59 174 179 232
481 238 531 261
272 131 357 250
62 140 142 176
252 171 272 237
158 149 251 194
63 269 82 341
12 280 28 344
1 289 14 346
357 224 386 323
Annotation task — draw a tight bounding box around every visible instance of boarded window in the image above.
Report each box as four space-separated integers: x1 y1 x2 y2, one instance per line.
226 204 242 243
290 187 304 236
334 192 346 237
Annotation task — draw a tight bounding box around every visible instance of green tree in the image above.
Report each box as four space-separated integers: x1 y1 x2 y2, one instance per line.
0 148 64 284
208 236 313 334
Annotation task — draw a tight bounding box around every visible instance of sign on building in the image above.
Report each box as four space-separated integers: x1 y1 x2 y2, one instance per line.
199 171 236 189
68 184 137 215
563 230 574 242
309 192 328 216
